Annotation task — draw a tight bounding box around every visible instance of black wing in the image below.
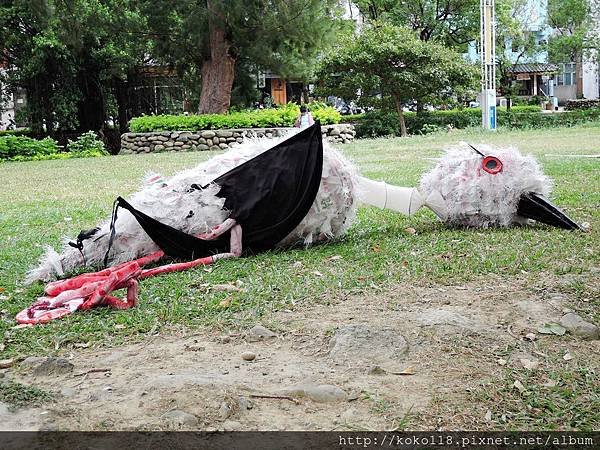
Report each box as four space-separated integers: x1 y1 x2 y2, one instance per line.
209 121 323 252
105 122 323 262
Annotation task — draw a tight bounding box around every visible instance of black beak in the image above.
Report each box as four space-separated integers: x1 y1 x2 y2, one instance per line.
517 193 581 230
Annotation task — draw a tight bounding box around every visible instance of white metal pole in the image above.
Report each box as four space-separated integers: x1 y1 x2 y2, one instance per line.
481 0 497 130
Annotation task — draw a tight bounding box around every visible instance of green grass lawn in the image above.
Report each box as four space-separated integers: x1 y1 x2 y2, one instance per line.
0 124 598 358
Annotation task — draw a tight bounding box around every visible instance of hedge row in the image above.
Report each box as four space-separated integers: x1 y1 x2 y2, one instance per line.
129 103 341 133
501 108 600 129
0 129 30 137
354 106 600 137
565 99 600 111
0 131 108 162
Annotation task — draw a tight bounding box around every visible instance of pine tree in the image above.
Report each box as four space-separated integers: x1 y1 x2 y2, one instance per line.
143 0 341 114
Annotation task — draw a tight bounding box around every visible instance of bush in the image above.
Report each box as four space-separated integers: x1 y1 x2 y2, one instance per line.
311 105 342 126
353 106 600 138
355 111 400 137
0 129 31 137
419 123 444 135
502 108 600 129
343 114 365 124
0 135 60 161
0 131 109 162
528 95 546 106
565 99 600 110
129 103 341 132
66 131 109 158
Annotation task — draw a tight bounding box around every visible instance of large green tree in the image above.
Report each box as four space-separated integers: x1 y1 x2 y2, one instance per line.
144 0 341 114
548 0 600 94
352 0 481 46
318 23 478 136
548 0 598 62
0 0 147 135
493 0 547 107
351 0 480 113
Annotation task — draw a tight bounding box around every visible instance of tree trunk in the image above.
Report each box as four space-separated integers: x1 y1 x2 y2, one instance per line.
198 1 236 114
115 78 129 134
77 74 105 132
416 100 424 114
575 52 583 98
27 79 45 136
302 84 310 104
393 94 407 137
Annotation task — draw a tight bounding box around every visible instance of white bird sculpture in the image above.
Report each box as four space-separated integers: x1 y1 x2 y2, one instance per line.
20 123 579 324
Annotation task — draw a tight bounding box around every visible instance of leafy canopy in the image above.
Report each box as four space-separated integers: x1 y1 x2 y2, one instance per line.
352 0 481 46
318 23 478 107
0 0 147 133
143 0 342 82
317 24 478 136
548 0 600 63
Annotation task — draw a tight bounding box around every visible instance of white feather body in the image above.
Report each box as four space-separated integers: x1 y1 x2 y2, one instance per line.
26 139 554 284
26 133 359 283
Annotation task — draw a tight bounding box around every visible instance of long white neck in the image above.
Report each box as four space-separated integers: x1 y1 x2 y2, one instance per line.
358 176 447 219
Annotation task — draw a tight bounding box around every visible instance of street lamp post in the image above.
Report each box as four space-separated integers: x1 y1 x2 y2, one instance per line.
481 0 496 130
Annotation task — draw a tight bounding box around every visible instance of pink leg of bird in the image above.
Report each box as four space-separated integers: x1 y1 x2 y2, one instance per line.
18 222 243 324
102 278 139 310
80 262 142 310
139 223 243 279
195 218 237 240
210 223 243 260
44 218 233 299
44 250 164 297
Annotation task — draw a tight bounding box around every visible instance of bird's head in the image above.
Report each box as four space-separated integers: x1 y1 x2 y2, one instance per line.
419 142 580 230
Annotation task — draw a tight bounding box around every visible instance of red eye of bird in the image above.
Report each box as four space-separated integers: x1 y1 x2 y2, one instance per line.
482 156 503 174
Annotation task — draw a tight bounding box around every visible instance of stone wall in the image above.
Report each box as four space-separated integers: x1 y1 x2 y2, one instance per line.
120 124 355 154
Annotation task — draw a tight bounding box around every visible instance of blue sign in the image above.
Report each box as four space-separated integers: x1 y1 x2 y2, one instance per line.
489 105 497 130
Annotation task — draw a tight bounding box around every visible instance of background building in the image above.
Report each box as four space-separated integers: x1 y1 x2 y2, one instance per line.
1 54 27 131
465 0 599 104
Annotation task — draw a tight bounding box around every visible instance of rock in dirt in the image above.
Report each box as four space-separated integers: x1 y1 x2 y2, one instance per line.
20 356 45 367
0 359 15 369
162 410 199 428
516 300 555 324
508 352 539 369
241 351 256 361
279 382 347 403
368 365 387 375
328 324 408 370
21 357 73 376
222 420 242 431
60 387 76 398
520 358 539 370
218 402 232 420
341 407 358 422
415 309 485 333
560 313 599 340
246 325 277 342
238 396 253 410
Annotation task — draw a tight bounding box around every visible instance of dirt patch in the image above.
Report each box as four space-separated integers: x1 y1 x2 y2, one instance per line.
2 273 598 431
